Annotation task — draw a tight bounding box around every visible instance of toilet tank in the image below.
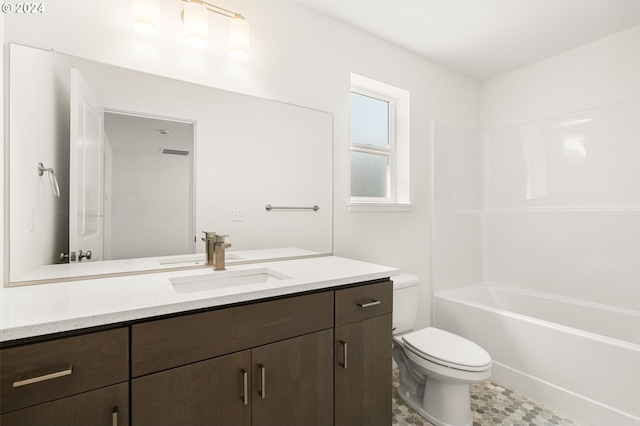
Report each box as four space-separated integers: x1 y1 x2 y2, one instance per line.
392 273 420 334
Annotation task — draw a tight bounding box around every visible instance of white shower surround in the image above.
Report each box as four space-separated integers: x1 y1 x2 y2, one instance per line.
481 98 640 311
433 95 640 425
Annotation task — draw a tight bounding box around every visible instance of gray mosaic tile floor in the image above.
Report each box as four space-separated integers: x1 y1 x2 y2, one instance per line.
392 368 582 426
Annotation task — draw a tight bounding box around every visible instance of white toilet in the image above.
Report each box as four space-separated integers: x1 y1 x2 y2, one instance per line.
392 274 492 426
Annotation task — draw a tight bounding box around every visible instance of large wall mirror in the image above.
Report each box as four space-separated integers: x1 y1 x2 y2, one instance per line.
6 43 333 284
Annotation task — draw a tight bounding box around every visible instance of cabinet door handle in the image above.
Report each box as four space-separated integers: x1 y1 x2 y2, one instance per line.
357 300 381 308
339 340 348 369
13 364 74 387
241 369 248 405
112 406 118 426
258 364 266 399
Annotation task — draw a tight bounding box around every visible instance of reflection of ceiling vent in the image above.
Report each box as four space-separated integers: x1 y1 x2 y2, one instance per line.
161 148 190 156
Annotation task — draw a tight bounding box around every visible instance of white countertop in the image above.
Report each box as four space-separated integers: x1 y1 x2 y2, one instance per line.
0 256 396 342
16 247 321 282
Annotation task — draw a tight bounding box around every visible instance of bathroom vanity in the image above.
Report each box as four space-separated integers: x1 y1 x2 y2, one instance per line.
0 256 395 426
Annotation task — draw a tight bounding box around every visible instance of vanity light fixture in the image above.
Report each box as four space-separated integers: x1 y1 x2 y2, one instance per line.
132 0 250 59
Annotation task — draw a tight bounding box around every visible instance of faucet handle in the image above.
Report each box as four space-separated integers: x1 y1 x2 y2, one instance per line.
202 231 217 240
201 231 229 243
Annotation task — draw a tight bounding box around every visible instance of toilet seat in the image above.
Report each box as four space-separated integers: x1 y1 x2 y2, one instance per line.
402 327 491 372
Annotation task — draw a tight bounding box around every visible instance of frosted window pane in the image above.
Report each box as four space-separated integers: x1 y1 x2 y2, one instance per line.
350 92 389 148
351 152 389 198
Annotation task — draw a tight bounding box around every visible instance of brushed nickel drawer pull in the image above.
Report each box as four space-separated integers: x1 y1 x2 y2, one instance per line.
241 369 248 405
112 406 118 426
357 300 381 308
258 364 266 399
339 340 348 369
13 364 74 388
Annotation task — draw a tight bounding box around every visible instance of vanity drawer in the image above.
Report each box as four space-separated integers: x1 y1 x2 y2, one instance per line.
131 290 334 377
335 280 392 326
0 327 129 414
1 382 129 426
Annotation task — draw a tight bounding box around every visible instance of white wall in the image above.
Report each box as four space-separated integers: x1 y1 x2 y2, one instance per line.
2 0 480 326
479 25 640 310
111 152 192 259
7 44 70 280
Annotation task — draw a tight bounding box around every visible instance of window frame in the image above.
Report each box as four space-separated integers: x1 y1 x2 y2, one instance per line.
349 88 397 204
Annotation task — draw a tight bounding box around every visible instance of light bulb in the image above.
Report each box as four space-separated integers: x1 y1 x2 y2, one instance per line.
132 0 160 35
228 14 249 59
183 1 209 48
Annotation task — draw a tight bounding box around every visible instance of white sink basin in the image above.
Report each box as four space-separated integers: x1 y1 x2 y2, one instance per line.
170 268 290 294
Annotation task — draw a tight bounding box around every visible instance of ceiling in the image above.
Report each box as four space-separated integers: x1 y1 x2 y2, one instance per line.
292 0 640 81
104 113 193 155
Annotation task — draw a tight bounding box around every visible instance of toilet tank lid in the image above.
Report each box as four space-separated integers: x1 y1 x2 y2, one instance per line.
392 273 420 289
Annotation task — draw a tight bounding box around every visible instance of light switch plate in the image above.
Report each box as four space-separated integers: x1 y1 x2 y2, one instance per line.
232 209 245 222
29 207 37 232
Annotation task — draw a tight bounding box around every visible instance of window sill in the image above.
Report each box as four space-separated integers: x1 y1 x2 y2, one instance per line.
348 203 412 212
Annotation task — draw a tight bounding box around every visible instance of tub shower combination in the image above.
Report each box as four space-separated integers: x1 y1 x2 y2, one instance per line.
434 284 640 425
432 98 640 425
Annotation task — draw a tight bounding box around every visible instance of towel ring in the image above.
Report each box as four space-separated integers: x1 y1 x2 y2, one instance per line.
38 162 61 199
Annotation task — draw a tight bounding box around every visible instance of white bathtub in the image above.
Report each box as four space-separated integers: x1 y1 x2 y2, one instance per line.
434 284 640 426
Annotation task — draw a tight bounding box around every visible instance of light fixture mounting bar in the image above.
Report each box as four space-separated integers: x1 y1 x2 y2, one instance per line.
180 0 241 19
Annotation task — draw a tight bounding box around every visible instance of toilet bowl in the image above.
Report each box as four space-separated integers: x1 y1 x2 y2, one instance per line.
392 274 491 426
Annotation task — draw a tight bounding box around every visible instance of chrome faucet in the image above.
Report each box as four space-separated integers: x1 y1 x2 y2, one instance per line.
201 232 231 271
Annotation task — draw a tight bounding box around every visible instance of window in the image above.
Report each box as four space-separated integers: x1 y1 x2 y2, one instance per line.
350 74 410 210
350 91 393 200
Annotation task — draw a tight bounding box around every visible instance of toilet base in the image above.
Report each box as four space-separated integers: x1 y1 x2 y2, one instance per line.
397 380 473 426
392 330 489 426
394 342 474 426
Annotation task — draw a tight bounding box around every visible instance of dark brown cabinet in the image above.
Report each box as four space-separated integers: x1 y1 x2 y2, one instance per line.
334 281 393 426
133 329 333 426
1 382 129 426
132 350 252 426
0 327 129 426
130 291 334 377
1 279 392 426
131 291 335 426
252 329 333 426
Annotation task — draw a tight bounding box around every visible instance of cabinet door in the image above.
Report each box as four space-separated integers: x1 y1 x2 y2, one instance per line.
252 329 333 426
1 382 128 426
132 350 251 426
335 313 392 426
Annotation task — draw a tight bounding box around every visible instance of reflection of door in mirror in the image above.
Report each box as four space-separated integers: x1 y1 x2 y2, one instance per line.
69 68 104 264
103 112 195 260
